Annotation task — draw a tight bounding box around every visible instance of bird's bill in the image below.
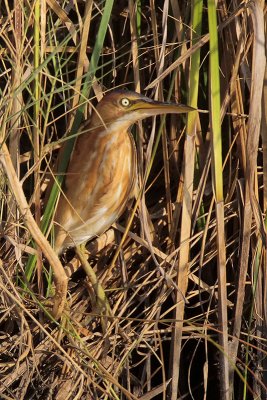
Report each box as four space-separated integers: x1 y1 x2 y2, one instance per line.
130 99 195 115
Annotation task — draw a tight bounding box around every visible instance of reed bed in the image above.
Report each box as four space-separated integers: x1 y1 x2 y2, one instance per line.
0 1 266 399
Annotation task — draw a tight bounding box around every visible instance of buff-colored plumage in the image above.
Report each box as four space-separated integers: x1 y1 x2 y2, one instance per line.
54 90 194 254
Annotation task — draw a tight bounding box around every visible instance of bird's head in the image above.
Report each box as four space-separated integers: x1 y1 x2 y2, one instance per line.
90 89 195 129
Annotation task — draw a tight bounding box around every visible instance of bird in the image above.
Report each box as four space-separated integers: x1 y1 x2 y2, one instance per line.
53 89 194 254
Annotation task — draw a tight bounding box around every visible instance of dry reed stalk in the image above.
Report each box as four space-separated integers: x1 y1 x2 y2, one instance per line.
229 1 266 395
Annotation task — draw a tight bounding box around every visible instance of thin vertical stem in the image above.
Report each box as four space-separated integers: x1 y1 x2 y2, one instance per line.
208 0 229 397
171 0 202 398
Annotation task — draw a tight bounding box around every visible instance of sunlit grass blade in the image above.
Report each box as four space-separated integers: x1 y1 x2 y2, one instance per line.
208 0 229 396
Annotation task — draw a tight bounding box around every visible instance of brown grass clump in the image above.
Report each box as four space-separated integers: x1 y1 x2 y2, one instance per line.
0 1 266 399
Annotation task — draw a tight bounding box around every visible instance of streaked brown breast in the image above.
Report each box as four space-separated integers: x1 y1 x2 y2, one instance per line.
54 122 136 253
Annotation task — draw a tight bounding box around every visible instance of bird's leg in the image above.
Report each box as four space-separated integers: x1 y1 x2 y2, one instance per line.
75 244 112 332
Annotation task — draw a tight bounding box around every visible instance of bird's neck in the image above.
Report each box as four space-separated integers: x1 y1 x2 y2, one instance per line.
90 118 133 139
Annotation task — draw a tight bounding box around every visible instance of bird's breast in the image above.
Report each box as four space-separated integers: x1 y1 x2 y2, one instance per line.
54 125 137 250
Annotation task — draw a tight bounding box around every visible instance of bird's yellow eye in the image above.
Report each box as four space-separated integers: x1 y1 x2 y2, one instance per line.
120 98 131 107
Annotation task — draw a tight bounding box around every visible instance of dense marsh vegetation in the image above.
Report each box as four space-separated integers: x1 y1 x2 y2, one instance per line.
0 1 266 399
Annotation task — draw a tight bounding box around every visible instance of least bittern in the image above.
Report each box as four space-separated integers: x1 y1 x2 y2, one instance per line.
54 90 194 254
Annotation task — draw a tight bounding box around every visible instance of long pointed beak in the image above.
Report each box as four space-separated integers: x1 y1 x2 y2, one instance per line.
131 98 195 116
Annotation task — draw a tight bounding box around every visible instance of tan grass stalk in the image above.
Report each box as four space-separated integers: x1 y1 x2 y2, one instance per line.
229 1 266 395
33 0 43 293
129 0 144 204
8 1 23 267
